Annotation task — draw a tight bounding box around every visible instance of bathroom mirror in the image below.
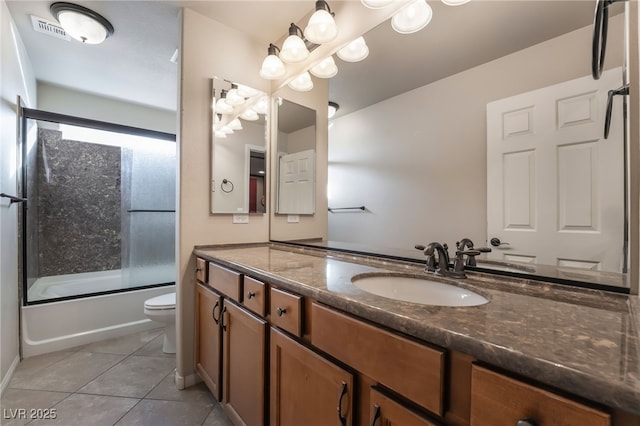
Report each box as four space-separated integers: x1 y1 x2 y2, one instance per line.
307 1 629 288
275 98 317 215
211 77 268 214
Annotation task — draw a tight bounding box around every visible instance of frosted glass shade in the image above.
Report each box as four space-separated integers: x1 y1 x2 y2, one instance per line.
237 84 259 98
310 56 338 78
288 72 314 92
304 9 338 44
226 88 245 106
392 0 432 34
215 98 233 115
442 0 471 5
361 0 394 9
253 96 268 115
260 54 286 80
56 10 109 44
337 37 369 62
280 34 309 63
240 109 259 121
228 118 243 130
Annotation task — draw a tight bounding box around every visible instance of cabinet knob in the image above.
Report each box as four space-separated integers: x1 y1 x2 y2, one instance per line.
371 404 381 426
247 291 256 299
195 267 202 273
277 307 287 317
516 419 538 426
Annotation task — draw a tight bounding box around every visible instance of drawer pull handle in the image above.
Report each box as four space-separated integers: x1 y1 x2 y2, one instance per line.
337 381 348 426
247 291 256 299
371 404 381 426
277 307 287 317
212 301 220 324
517 419 538 426
221 306 228 331
195 267 202 273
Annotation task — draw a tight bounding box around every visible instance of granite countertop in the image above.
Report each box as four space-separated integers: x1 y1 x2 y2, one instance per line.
194 242 640 416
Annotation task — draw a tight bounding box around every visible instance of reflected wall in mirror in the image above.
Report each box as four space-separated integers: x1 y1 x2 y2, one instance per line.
324 1 628 288
211 77 268 214
276 99 316 215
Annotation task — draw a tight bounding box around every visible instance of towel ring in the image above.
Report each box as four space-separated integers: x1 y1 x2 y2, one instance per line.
221 179 234 193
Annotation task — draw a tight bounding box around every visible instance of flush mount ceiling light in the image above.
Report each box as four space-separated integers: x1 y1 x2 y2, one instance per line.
361 0 394 9
288 71 314 92
50 2 114 44
280 23 310 63
260 43 286 80
392 0 432 34
441 0 471 5
310 56 338 78
337 36 369 62
304 0 338 44
328 101 339 118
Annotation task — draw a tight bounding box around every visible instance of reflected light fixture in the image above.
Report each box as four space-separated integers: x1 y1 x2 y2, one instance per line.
237 84 259 98
361 0 394 9
253 96 269 115
442 0 471 5
226 84 245 106
337 37 369 62
260 43 286 79
228 118 243 131
310 56 338 78
288 71 314 92
328 101 339 118
280 23 310 63
215 90 234 114
240 108 259 121
304 0 338 44
392 0 432 34
50 2 114 44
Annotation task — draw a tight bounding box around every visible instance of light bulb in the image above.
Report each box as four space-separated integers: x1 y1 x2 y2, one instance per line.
337 37 369 62
391 0 432 34
310 56 338 78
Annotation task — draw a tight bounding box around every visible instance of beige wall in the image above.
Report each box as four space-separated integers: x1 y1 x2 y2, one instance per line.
37 83 176 134
0 0 36 393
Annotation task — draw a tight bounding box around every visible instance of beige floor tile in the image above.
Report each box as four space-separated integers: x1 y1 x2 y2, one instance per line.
145 373 216 405
8 351 76 387
202 404 234 426
75 329 163 355
132 334 174 358
9 352 125 393
28 393 138 426
114 399 212 426
0 389 70 426
78 356 176 398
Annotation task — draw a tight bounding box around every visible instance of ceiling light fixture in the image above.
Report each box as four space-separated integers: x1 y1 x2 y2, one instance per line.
392 0 433 34
280 23 310 63
328 101 339 118
310 56 338 78
304 0 338 44
50 2 114 44
361 0 394 9
288 71 314 92
337 36 369 62
260 43 286 80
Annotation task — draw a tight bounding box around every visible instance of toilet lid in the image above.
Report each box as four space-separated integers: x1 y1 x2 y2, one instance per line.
144 292 176 310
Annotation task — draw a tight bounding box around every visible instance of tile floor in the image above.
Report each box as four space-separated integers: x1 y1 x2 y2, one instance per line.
1 329 233 426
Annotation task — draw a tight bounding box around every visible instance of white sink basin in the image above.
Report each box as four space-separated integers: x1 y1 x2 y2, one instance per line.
352 275 489 307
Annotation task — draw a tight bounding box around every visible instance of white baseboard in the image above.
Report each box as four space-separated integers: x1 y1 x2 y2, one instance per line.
174 371 200 390
0 355 20 396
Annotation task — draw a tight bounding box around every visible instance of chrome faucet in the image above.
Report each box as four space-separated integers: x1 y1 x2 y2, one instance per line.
415 242 451 275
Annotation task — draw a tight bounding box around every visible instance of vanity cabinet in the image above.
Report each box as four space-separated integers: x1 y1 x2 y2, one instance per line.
222 300 267 426
270 327 354 425
470 365 611 426
195 283 223 400
369 387 440 426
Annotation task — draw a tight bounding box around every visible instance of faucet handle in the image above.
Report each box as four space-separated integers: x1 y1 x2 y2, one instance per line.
415 244 426 251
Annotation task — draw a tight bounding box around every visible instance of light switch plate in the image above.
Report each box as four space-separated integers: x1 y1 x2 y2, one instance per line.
287 215 300 223
233 214 249 224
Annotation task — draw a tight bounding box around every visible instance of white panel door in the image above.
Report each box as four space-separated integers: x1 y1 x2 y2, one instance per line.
486 68 624 271
278 149 315 214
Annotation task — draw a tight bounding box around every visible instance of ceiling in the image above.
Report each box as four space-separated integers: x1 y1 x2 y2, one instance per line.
6 1 621 117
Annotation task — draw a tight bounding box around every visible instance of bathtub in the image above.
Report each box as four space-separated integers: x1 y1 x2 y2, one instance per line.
22 268 175 358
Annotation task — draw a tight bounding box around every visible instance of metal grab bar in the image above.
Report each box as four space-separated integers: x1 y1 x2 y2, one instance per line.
328 206 365 212
0 193 27 205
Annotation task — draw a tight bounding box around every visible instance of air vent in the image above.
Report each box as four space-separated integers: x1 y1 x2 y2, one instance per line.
30 15 70 41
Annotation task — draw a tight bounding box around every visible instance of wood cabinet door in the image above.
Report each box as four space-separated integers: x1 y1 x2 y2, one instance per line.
270 327 354 426
222 300 267 426
369 388 440 426
195 284 223 401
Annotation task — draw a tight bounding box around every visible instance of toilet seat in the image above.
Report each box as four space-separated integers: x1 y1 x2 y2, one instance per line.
144 292 176 311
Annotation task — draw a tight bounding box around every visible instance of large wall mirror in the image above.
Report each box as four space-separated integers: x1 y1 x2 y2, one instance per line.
211 77 268 214
275 98 316 215
319 1 628 289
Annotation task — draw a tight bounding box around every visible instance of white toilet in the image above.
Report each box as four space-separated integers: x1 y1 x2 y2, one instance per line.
144 292 176 354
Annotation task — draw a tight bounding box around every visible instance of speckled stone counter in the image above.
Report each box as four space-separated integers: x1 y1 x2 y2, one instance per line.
194 243 640 416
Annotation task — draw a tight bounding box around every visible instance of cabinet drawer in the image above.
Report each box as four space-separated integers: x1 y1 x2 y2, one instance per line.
370 387 440 426
208 263 242 302
195 257 207 283
311 303 445 416
242 276 266 317
269 287 303 337
470 365 610 426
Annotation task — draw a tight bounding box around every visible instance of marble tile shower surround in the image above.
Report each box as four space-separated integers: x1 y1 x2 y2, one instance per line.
194 242 640 416
37 129 121 276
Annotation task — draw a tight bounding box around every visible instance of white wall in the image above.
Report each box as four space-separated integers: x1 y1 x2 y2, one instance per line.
288 125 315 153
0 0 36 393
37 82 176 134
328 16 624 252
